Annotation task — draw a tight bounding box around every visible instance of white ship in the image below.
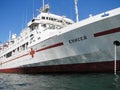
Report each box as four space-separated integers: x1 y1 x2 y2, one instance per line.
0 0 120 73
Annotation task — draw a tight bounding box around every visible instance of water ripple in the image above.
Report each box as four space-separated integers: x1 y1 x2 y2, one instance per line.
0 73 120 90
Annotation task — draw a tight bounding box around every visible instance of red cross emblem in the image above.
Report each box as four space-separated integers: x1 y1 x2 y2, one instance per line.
0 62 2 65
30 48 35 58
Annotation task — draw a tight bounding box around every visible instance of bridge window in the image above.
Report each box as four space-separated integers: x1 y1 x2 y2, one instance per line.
46 17 48 20
42 17 45 19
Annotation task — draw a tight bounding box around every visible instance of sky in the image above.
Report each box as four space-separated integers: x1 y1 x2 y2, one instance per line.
0 0 120 43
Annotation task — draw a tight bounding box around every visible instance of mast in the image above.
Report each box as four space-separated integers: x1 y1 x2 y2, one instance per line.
74 0 79 22
9 31 11 41
32 0 35 18
39 0 50 13
43 0 45 10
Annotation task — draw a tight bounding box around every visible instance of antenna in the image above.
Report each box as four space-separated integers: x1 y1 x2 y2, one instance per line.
39 0 50 13
74 0 79 22
25 8 28 25
32 0 35 18
43 0 45 10
9 31 11 41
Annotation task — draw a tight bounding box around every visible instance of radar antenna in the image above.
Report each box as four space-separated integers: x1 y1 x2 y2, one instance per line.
37 0 50 13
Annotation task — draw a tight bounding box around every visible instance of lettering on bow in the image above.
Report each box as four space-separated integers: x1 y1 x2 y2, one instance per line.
69 35 87 44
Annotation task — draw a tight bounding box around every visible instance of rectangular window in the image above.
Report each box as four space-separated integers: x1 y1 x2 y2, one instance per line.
6 52 12 58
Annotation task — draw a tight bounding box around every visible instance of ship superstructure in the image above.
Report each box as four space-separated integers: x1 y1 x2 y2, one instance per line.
0 4 74 62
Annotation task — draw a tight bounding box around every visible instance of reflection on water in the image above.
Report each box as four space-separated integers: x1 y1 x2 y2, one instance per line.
113 74 120 90
0 73 120 90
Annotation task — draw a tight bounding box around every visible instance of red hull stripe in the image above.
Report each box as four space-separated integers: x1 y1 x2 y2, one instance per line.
0 42 64 65
94 27 120 37
0 60 120 73
1 53 29 65
36 42 64 52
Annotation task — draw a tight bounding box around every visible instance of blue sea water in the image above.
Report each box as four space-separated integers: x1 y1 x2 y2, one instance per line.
0 73 120 90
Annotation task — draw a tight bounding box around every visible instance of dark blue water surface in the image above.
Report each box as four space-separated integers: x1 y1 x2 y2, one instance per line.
0 73 120 90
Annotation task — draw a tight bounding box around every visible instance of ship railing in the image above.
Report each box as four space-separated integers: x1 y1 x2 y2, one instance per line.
88 7 120 21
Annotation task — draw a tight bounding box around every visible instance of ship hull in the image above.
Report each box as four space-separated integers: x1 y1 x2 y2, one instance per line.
0 60 120 73
0 8 120 73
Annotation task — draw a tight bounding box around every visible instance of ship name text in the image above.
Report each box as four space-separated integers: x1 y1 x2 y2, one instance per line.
69 35 87 44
